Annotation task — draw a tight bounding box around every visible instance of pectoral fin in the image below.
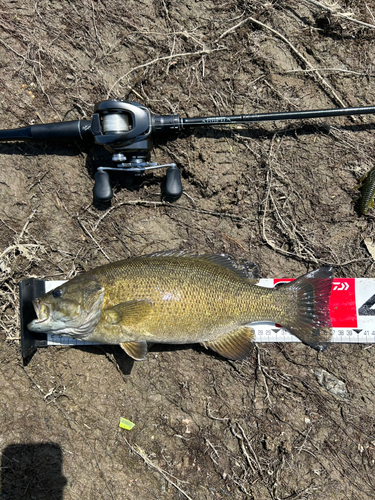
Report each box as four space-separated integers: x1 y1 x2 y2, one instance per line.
120 341 148 361
202 326 255 360
103 300 153 326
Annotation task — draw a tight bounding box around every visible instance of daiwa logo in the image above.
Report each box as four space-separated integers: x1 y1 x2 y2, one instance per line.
333 282 349 291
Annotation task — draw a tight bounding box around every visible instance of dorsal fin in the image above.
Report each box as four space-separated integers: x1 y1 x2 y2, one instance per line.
140 250 259 280
200 255 259 280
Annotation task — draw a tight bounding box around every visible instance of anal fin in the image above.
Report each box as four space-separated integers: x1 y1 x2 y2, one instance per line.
202 326 255 360
120 341 148 361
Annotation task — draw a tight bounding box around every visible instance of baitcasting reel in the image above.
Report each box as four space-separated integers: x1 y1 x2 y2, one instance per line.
1 99 375 202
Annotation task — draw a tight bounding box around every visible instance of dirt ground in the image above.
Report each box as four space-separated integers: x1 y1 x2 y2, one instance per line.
1 0 375 499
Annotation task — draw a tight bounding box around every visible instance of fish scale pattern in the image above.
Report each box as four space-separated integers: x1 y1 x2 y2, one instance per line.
82 254 274 343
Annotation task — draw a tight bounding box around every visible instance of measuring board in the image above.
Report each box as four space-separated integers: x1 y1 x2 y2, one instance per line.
19 277 375 359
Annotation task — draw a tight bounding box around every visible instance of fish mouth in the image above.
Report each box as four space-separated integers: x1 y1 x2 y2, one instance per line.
30 299 50 324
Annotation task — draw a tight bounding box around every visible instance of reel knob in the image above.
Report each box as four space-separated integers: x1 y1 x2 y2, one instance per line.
163 165 182 201
94 170 113 202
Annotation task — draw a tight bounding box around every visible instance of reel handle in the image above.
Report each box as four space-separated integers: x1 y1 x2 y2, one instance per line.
93 170 113 202
163 165 182 201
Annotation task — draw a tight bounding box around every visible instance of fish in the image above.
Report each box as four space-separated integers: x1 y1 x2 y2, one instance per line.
27 251 333 361
359 167 375 215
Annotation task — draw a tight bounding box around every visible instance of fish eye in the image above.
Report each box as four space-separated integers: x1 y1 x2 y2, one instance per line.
53 289 62 298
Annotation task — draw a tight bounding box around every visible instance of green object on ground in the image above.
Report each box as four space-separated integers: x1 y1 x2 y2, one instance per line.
119 418 135 430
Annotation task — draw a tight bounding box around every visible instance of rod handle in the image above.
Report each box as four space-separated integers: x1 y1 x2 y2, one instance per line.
0 120 92 142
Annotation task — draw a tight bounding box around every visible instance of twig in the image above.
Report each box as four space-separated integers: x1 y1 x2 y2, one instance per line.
206 401 229 421
122 436 194 500
365 2 375 24
90 0 102 49
286 68 374 77
0 244 40 261
205 438 220 465
256 346 273 407
77 218 110 261
272 454 285 500
217 17 251 41
0 37 40 64
16 210 36 243
301 0 375 30
217 15 347 108
221 234 247 252
297 426 313 456
238 423 263 472
230 422 263 475
230 424 256 474
107 48 225 97
182 191 196 205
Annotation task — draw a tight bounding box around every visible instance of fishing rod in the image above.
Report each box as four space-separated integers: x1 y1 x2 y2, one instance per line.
1 99 374 202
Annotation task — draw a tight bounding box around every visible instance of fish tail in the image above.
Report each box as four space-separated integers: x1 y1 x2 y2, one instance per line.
279 267 333 351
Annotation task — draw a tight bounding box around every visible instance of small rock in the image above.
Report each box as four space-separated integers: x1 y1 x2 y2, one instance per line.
314 369 350 401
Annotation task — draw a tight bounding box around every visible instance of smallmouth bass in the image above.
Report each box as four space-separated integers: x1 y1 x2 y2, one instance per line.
28 251 333 360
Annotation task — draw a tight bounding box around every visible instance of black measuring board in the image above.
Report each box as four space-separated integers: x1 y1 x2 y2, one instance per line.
19 278 48 359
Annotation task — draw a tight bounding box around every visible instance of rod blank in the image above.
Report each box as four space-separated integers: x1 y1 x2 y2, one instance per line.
181 106 375 127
